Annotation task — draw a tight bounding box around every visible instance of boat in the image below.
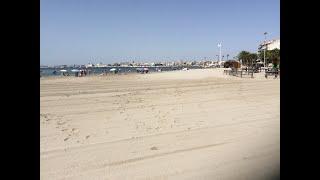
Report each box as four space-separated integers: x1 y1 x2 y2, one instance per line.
110 68 118 73
71 69 80 72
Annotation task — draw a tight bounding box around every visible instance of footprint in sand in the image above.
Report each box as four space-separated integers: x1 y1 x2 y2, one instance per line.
71 128 80 135
150 146 158 150
57 121 66 126
85 135 90 139
40 113 48 118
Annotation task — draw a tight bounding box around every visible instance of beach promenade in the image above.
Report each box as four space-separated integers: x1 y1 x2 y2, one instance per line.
40 68 279 180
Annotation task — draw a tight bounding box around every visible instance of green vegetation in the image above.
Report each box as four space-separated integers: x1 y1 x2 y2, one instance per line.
258 48 280 65
237 48 280 67
237 51 258 66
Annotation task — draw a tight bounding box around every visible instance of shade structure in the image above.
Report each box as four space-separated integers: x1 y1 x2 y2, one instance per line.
110 68 117 71
71 69 80 72
60 69 67 72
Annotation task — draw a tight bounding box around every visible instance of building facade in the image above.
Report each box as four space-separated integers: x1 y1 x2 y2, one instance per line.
259 39 280 50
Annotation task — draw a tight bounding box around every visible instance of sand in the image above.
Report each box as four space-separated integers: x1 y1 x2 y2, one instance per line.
40 68 280 180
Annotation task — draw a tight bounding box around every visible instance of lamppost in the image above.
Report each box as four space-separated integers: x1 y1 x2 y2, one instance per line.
264 32 268 68
227 54 229 61
218 43 222 63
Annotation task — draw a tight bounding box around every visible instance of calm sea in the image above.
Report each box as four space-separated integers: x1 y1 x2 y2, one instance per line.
40 66 203 77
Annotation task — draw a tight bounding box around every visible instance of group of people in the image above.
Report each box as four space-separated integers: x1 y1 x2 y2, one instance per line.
75 69 88 77
136 68 149 74
265 64 280 79
62 72 70 76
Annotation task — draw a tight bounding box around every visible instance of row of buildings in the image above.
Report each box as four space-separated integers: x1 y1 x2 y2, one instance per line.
83 60 226 68
41 38 279 69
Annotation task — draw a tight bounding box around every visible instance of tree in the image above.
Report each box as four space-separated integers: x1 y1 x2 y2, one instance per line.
237 51 258 66
237 51 250 65
269 49 280 66
248 53 258 66
258 48 280 65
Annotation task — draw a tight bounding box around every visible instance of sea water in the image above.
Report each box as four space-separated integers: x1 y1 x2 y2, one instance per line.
40 66 203 77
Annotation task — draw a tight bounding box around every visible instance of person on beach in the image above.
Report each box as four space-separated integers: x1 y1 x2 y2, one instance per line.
274 67 278 79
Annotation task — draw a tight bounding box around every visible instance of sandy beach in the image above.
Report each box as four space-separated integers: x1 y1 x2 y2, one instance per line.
40 68 280 180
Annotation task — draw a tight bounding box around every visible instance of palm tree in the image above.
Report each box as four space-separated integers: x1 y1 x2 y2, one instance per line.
237 51 258 66
258 49 280 65
237 51 250 66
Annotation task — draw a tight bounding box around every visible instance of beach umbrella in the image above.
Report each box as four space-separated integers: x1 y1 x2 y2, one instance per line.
60 69 67 72
110 68 117 71
71 69 80 72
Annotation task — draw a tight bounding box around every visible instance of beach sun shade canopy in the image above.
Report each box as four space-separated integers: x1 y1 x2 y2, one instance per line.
71 69 80 72
110 68 117 71
60 69 67 72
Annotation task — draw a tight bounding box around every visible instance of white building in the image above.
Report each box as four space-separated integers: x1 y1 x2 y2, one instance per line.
259 39 280 50
85 63 94 68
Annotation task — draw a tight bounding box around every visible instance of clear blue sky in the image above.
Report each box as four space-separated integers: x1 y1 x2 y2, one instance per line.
40 0 279 65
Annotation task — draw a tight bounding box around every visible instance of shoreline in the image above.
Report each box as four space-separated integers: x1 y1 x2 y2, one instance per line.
40 68 278 82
